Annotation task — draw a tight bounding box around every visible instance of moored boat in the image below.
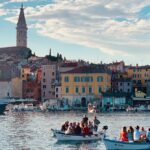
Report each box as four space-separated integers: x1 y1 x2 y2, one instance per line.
51 129 105 141
103 138 150 150
0 98 11 114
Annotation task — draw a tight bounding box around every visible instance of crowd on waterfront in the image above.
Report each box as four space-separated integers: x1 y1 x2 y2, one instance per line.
120 126 150 142
61 115 101 135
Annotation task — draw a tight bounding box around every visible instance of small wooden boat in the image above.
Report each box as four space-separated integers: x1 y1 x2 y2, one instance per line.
51 129 105 141
103 138 150 150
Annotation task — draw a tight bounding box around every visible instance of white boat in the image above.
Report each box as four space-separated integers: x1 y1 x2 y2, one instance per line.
103 138 150 150
51 129 105 141
88 103 96 113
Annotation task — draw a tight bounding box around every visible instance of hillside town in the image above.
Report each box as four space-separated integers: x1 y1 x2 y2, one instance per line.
1 5 150 112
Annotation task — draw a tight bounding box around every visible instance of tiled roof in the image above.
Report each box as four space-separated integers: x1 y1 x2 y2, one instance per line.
61 62 78 67
62 65 111 74
112 77 132 82
129 65 150 69
108 61 124 66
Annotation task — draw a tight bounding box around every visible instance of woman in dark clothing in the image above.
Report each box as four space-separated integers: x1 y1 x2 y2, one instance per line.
75 122 82 135
82 115 88 125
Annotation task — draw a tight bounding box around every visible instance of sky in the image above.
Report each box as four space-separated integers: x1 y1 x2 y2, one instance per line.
0 0 150 65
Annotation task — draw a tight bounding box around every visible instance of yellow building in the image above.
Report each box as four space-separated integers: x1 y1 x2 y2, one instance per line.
21 66 31 80
127 65 150 91
11 77 22 98
61 65 111 105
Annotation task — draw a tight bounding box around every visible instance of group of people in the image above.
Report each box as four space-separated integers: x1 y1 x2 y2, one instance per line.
120 125 150 142
61 115 100 136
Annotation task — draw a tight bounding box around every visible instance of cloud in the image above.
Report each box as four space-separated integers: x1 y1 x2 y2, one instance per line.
9 0 31 2
4 0 150 58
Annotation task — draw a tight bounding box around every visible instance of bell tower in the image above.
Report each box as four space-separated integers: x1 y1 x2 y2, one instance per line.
16 4 27 47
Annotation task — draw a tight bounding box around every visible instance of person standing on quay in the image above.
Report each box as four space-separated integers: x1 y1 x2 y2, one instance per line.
93 116 100 132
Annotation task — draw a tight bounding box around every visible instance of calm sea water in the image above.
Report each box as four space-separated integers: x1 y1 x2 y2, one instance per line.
1 111 150 150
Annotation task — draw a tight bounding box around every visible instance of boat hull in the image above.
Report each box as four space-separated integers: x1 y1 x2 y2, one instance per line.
0 104 7 114
51 129 104 141
104 138 150 150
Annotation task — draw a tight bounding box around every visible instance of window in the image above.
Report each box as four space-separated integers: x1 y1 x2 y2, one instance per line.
52 72 55 76
66 87 69 93
120 89 123 92
97 76 103 82
128 83 130 86
89 77 93 82
120 82 122 86
56 94 58 98
64 76 69 82
75 87 79 93
43 72 45 76
81 77 86 82
43 92 45 96
74 76 80 82
89 87 92 94
128 89 130 92
43 79 46 82
56 88 58 92
98 87 102 93
82 87 85 93
145 80 147 83
43 85 46 89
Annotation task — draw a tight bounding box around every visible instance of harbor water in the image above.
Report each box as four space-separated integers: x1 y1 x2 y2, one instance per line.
1 111 150 150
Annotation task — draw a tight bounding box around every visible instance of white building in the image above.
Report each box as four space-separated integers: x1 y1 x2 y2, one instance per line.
0 80 12 98
55 86 61 99
41 64 57 101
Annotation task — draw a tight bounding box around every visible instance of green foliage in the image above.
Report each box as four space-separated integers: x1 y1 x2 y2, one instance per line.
46 53 63 61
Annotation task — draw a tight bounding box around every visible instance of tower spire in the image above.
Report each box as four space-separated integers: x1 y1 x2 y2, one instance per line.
16 4 27 47
21 3 23 9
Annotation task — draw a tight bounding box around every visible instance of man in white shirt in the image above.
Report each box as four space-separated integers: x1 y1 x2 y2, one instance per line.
134 126 140 142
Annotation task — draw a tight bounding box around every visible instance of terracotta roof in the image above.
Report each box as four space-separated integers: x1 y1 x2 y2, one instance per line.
61 62 78 67
108 61 124 66
129 65 150 69
112 78 132 82
62 65 111 74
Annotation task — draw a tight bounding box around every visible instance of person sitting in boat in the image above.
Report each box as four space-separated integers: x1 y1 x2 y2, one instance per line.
74 122 82 135
134 125 141 142
146 128 150 142
72 122 77 134
120 126 128 142
140 127 147 140
65 122 73 134
127 126 134 141
88 121 94 135
82 115 88 125
83 123 90 136
99 126 108 138
93 116 100 132
61 121 69 132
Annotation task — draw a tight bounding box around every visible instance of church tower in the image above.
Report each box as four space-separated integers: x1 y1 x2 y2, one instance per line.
16 4 27 47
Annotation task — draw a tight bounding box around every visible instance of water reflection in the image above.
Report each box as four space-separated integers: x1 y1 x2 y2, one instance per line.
1 112 150 149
